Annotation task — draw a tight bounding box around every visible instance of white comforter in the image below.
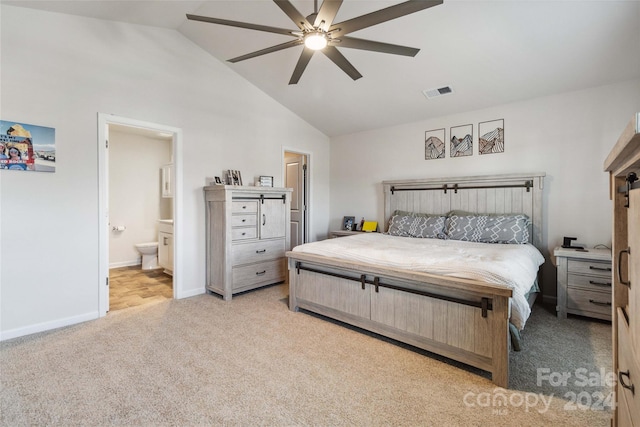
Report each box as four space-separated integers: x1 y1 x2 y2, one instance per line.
292 233 545 330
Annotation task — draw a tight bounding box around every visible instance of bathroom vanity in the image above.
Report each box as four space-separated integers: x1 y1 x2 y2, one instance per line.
158 219 173 275
204 185 292 300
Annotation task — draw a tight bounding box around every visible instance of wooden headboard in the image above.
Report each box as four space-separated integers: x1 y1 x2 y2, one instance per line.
382 173 546 250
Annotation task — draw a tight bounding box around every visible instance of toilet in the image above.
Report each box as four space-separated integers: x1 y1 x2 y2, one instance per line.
135 242 159 270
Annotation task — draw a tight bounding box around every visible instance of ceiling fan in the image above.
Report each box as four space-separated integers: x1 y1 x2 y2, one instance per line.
186 0 443 85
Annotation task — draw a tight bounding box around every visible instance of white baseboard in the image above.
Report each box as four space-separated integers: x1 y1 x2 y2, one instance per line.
109 259 140 269
177 287 206 299
0 311 99 342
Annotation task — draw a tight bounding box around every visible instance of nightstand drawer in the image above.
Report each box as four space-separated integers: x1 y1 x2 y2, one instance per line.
567 273 612 291
567 288 612 316
567 259 612 278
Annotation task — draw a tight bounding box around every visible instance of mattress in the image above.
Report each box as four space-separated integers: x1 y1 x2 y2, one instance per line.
292 233 545 330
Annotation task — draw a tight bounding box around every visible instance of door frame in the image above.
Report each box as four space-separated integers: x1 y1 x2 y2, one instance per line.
282 147 311 244
97 113 183 316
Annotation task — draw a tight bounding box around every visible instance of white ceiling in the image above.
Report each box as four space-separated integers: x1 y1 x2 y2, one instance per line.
4 0 639 137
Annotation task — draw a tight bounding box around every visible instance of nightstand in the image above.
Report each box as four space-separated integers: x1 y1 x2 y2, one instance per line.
330 230 376 238
554 247 612 321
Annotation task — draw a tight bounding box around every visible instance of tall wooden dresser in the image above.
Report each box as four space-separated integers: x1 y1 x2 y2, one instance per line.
204 185 292 301
604 112 640 426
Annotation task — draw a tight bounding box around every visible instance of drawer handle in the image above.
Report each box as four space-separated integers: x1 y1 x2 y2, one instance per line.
242 219 246 223
163 236 169 246
263 214 266 226
256 249 266 253
241 232 246 236
242 205 247 209
589 280 611 287
618 247 631 288
256 270 266 276
588 299 611 307
589 266 612 272
619 370 635 395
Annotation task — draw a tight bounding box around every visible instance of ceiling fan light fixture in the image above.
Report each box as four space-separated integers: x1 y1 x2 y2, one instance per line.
304 32 328 50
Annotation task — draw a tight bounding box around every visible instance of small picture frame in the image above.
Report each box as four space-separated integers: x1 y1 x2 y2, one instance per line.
226 170 243 186
342 216 356 231
259 175 274 187
214 176 223 185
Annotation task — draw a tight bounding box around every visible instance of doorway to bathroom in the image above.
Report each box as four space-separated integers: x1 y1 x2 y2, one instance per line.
283 149 310 249
98 114 183 316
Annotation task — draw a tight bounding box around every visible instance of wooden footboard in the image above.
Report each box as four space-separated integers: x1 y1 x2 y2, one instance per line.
287 252 512 388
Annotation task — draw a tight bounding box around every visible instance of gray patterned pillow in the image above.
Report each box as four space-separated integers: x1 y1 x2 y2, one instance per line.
445 214 531 244
388 214 446 239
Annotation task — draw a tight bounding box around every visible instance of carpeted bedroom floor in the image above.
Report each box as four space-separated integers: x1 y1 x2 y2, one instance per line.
0 283 612 426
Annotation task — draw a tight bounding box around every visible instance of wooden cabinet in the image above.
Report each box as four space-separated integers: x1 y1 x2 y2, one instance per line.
604 112 640 426
554 247 612 321
204 185 292 300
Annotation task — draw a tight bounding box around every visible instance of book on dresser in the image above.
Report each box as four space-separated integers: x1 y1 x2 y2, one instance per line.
203 185 292 301
603 112 640 426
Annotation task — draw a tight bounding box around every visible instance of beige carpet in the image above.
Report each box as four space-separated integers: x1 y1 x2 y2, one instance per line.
1 284 612 426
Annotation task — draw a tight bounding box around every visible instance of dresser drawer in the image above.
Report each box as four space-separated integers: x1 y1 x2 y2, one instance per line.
231 214 257 227
232 259 285 289
232 201 258 214
567 273 612 292
231 227 257 241
567 259 612 278
567 288 612 316
232 239 285 266
617 309 640 424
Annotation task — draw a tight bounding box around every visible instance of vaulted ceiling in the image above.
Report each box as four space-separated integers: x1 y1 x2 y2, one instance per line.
3 1 639 136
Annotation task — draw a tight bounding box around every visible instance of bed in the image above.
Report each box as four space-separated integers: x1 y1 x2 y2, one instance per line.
286 173 546 387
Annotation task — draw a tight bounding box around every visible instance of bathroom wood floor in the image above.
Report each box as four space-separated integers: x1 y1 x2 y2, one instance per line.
109 265 173 312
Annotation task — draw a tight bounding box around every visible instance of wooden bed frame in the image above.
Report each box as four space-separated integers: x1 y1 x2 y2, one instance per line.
286 173 545 387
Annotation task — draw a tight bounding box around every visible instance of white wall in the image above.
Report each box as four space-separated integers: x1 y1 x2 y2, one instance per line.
329 79 640 299
0 6 330 339
108 130 172 268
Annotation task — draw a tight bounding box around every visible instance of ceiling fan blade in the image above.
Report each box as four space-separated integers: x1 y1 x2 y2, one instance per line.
228 39 303 63
314 0 343 31
322 46 362 81
335 36 419 57
330 0 443 37
186 14 296 37
273 0 313 31
289 48 315 85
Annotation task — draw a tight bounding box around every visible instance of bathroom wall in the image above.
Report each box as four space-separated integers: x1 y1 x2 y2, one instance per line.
108 129 172 268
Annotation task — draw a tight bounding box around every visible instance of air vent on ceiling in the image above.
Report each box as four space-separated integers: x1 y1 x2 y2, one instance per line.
422 86 454 99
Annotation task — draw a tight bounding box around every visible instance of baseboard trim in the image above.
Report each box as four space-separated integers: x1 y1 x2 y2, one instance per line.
177 287 206 299
109 260 140 269
0 311 99 342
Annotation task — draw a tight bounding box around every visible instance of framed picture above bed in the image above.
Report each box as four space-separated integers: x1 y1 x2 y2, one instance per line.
479 119 505 155
450 124 473 157
424 128 445 160
342 216 356 231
